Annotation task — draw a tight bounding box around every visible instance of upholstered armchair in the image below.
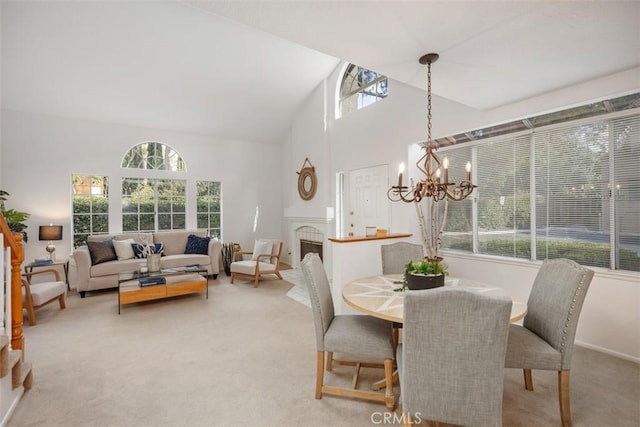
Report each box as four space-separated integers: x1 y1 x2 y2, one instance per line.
22 269 67 326
230 239 283 287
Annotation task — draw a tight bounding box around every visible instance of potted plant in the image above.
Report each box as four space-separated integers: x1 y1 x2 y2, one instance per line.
401 198 450 290
404 258 448 290
0 190 30 242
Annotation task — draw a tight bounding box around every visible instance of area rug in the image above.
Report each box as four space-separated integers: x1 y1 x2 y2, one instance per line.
281 269 310 308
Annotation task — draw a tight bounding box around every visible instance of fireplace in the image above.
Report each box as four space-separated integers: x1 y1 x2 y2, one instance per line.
296 225 324 264
284 208 333 269
300 239 323 261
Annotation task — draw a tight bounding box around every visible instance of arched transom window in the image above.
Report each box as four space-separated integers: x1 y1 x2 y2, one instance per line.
122 141 185 171
337 63 388 118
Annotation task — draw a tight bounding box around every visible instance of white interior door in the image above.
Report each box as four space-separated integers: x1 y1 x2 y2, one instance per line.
348 164 389 237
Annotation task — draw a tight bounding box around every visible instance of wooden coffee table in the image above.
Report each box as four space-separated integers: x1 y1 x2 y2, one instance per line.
117 265 208 314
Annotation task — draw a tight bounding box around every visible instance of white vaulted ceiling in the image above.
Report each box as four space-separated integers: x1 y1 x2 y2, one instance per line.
2 1 639 144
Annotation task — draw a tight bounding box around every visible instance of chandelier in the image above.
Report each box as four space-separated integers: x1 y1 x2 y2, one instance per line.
387 53 476 203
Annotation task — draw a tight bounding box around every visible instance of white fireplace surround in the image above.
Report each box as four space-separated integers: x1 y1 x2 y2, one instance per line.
284 207 334 271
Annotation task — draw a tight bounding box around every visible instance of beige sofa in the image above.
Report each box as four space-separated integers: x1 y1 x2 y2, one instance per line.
70 230 222 297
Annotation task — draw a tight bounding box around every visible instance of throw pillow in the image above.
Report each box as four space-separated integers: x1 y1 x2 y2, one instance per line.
87 239 117 265
113 238 136 260
185 234 210 255
131 242 164 259
251 239 273 261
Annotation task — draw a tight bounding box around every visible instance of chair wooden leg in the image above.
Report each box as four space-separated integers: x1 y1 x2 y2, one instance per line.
392 327 399 357
315 351 324 399
254 275 260 288
230 273 235 284
326 352 334 371
559 370 572 427
524 368 533 390
58 294 66 309
384 358 395 411
25 303 37 326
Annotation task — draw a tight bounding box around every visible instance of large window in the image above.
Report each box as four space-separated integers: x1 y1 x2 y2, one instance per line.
196 181 221 239
71 142 222 242
72 175 109 248
338 63 388 118
440 98 640 273
122 178 186 232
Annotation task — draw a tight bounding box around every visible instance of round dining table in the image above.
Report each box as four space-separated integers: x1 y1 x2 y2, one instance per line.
342 274 527 323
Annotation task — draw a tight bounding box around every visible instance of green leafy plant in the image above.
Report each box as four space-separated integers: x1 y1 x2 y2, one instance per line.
394 258 449 292
405 258 448 276
0 190 30 242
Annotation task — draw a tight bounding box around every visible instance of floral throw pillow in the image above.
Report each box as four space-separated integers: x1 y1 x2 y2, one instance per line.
184 234 210 255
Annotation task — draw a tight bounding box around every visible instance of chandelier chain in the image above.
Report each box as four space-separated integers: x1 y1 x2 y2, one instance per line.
427 61 432 144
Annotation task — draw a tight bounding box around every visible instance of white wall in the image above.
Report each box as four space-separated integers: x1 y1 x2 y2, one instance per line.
444 253 640 362
0 109 282 262
283 64 640 361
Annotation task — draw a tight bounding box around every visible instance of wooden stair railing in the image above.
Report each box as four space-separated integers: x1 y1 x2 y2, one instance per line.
0 213 25 352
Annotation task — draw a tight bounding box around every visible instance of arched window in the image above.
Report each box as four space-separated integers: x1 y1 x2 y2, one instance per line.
337 63 388 118
121 141 185 171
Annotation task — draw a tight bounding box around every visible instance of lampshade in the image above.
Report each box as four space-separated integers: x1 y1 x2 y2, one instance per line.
39 225 63 241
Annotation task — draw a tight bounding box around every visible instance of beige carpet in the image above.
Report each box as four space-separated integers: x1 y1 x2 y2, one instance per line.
7 275 639 427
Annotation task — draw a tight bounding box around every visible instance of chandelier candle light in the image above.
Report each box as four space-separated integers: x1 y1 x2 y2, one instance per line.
388 53 476 203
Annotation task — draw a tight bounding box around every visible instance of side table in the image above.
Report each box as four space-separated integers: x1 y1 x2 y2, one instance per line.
24 259 70 291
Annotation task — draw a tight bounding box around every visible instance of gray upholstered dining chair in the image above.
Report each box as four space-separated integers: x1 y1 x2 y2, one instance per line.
398 288 512 427
300 252 396 411
381 241 424 352
381 242 424 274
505 258 594 427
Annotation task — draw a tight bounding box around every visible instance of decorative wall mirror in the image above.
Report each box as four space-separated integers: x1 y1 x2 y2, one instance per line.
297 158 317 201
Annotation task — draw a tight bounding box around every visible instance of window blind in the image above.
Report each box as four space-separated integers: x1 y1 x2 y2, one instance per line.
612 115 640 271
439 110 639 272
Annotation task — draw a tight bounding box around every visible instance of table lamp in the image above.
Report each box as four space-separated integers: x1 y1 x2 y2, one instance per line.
39 225 63 260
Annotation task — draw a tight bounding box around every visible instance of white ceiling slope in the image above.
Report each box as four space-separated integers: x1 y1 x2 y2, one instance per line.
1 1 339 144
2 1 639 144
193 0 640 110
